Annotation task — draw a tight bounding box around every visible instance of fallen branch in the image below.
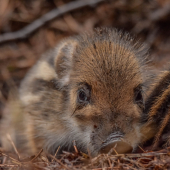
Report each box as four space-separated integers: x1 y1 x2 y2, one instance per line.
0 0 103 43
149 2 170 21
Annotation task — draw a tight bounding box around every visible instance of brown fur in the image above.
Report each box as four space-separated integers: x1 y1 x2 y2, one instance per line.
144 70 170 148
2 28 152 156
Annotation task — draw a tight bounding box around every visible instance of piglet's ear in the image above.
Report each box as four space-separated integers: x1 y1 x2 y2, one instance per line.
54 39 77 86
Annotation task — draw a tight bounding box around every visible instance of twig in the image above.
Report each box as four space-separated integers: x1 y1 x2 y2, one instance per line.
149 2 170 21
110 152 167 158
0 152 21 164
138 145 146 153
121 157 139 168
6 134 20 160
73 140 78 153
31 149 43 162
92 168 119 170
106 155 112 168
0 0 103 43
2 156 7 164
108 143 118 155
0 164 19 167
52 146 60 162
48 154 71 170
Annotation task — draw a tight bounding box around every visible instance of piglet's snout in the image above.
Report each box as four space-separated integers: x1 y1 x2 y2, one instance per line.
100 132 133 154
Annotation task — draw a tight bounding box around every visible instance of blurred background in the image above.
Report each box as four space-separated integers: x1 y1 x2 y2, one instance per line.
0 0 170 116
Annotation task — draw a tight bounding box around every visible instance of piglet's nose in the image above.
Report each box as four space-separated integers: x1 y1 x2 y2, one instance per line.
100 132 133 154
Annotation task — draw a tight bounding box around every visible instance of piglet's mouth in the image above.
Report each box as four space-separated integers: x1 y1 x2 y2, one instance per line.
100 132 133 154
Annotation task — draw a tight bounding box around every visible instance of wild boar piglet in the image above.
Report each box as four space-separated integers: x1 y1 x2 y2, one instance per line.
9 28 152 156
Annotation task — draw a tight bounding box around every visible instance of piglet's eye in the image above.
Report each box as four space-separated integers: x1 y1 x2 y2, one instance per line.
135 90 143 103
77 83 91 105
78 90 87 102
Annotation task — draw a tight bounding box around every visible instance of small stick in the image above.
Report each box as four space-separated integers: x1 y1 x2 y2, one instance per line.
110 152 167 158
48 154 71 170
112 146 118 155
138 145 146 153
122 157 140 168
73 140 78 153
31 149 43 162
6 134 20 160
2 156 7 164
52 146 60 162
92 168 119 170
106 155 112 168
0 164 19 167
108 143 118 155
0 152 21 164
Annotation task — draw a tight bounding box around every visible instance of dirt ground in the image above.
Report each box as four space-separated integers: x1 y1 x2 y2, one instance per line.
1 0 170 169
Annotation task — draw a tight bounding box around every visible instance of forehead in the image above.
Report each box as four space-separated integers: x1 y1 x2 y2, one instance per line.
71 30 143 91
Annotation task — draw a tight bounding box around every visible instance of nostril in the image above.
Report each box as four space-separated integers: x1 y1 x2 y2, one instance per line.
94 124 97 129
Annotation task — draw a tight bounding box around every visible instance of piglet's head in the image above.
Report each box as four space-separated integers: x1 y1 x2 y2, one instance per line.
55 28 148 156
